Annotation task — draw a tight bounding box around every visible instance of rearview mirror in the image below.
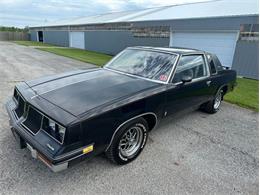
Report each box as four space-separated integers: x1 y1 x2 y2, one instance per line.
181 75 192 83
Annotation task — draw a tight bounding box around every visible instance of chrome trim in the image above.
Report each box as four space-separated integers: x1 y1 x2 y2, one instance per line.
46 143 55 151
13 107 19 120
54 144 91 160
105 112 158 152
203 53 211 77
21 106 40 136
13 88 27 120
8 99 84 167
13 88 65 145
166 54 180 83
57 153 85 162
53 143 94 161
21 105 66 145
126 47 180 56
40 116 66 145
169 53 211 84
206 53 218 76
49 161 68 172
27 143 68 172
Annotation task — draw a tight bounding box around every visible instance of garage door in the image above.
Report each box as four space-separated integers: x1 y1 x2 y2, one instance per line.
69 32 85 49
170 32 239 67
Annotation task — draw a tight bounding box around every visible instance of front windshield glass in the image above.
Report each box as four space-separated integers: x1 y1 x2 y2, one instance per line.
104 49 178 82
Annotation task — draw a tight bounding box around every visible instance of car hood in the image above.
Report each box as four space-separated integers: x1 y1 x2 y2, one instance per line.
25 68 160 117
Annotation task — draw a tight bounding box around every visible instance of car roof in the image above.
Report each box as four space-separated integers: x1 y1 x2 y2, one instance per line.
129 46 206 55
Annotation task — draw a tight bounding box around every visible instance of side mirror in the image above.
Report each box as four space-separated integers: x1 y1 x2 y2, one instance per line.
181 75 192 83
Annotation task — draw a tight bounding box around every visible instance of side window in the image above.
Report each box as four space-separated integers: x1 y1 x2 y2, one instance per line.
172 55 208 83
212 55 224 71
206 54 217 74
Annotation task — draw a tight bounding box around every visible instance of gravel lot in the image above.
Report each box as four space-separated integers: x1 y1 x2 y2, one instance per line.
0 41 258 195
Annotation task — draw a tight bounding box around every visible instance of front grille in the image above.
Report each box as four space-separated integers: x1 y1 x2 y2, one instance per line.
14 90 26 118
13 90 65 143
22 107 42 134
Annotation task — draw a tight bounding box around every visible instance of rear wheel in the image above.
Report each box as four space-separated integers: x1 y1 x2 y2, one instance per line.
106 118 148 165
201 88 224 114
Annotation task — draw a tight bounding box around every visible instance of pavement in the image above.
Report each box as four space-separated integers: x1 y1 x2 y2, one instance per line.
0 41 258 195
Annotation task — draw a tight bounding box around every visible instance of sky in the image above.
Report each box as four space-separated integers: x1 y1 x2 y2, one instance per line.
0 0 209 28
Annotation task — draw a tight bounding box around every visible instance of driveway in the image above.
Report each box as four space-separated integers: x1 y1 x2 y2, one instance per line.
0 41 258 195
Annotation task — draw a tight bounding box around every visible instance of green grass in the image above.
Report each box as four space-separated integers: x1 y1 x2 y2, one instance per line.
38 47 112 66
224 78 259 111
14 41 56 47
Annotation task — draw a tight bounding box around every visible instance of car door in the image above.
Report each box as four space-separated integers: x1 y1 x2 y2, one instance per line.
166 54 213 115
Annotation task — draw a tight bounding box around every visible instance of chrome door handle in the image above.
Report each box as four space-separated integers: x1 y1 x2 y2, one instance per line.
206 81 212 86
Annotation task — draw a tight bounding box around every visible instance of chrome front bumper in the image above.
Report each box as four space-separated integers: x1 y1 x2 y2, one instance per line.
26 142 68 172
10 125 68 172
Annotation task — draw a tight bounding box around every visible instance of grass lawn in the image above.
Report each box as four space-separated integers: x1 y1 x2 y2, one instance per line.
38 47 113 66
14 41 56 47
224 78 259 111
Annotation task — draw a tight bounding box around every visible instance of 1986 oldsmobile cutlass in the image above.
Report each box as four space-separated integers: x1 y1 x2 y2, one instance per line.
6 47 236 172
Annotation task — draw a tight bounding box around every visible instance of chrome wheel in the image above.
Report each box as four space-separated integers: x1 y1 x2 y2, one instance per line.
214 90 222 109
118 125 144 159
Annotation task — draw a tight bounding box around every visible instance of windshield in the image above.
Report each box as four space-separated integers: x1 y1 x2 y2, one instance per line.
104 48 178 82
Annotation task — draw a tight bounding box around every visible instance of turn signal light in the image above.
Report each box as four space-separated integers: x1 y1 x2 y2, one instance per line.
83 145 94 154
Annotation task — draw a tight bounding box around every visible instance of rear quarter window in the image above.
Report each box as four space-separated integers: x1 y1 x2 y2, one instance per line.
212 54 224 71
206 54 217 74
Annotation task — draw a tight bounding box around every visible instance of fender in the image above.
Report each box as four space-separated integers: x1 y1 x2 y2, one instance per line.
105 112 158 151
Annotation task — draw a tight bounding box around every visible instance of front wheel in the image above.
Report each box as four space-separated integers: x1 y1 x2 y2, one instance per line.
105 118 148 165
201 89 223 114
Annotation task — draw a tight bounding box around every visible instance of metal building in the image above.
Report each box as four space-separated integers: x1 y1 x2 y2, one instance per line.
29 0 259 79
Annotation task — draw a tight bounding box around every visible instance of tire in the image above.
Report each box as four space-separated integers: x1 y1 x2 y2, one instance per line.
105 117 148 165
201 88 224 114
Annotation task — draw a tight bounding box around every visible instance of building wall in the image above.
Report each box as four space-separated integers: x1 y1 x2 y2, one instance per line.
134 15 259 31
84 30 169 55
43 31 69 47
30 31 37 41
29 15 258 79
232 41 259 80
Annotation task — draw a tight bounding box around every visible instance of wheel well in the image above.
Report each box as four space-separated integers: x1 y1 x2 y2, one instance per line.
105 113 158 151
142 114 157 131
220 85 228 100
222 85 228 95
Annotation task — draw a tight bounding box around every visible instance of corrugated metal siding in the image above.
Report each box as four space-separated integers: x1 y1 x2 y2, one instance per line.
84 30 169 55
43 31 69 47
30 31 37 41
232 41 259 79
134 16 258 31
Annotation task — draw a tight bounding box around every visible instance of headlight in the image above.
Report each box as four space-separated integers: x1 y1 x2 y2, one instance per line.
42 117 66 144
48 119 56 132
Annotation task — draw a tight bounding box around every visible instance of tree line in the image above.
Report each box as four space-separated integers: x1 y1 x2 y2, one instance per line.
0 26 29 32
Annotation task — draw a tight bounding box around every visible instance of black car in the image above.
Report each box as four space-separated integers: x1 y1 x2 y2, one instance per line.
6 46 236 172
